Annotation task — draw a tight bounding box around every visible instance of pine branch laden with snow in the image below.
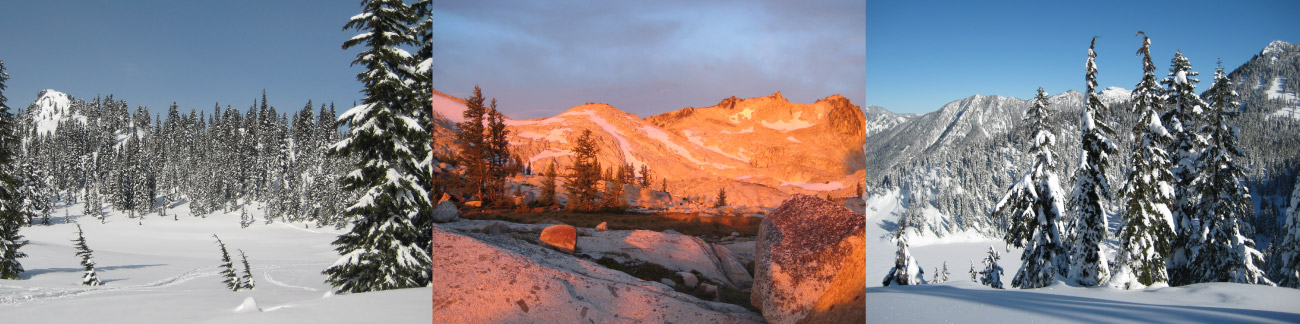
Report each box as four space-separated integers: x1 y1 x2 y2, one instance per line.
323 0 432 294
1114 32 1176 289
1160 50 1212 286
992 88 1068 289
1068 37 1118 287
1188 65 1273 286
238 249 256 290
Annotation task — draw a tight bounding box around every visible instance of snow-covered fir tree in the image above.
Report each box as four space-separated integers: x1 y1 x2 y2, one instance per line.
0 60 29 280
1189 63 1272 286
882 212 925 286
969 261 977 282
213 234 239 291
238 249 255 290
322 0 432 293
1114 32 1176 289
1270 174 1300 288
72 224 101 286
941 262 950 283
1161 50 1210 286
993 88 1068 289
979 246 1004 289
1068 37 1117 287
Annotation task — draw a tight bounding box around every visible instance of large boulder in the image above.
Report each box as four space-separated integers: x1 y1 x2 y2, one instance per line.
539 225 577 254
576 229 751 289
432 194 459 223
751 194 865 324
432 225 763 323
712 244 753 289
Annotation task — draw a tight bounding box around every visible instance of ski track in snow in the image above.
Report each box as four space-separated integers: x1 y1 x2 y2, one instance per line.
0 266 215 306
263 264 324 292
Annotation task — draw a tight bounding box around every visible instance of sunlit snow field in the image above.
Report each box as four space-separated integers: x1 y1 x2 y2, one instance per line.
0 201 430 323
864 190 1300 323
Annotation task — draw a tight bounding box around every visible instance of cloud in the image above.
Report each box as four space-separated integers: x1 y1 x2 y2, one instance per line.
433 0 864 119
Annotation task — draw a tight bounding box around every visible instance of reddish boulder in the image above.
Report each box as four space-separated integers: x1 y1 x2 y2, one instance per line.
539 224 577 254
751 194 865 324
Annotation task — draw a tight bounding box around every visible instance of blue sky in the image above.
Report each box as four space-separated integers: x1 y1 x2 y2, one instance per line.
868 1 1300 114
0 1 371 119
434 0 865 119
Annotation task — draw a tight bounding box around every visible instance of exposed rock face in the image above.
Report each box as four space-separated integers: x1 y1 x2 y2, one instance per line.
576 229 753 289
431 87 866 208
751 194 865 324
432 194 458 223
539 225 577 254
432 225 763 323
678 271 699 288
595 222 608 231
712 244 754 289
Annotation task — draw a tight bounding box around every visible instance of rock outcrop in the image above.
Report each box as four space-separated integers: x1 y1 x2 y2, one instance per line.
751 194 865 324
432 225 763 323
432 194 458 223
539 225 577 254
576 229 753 289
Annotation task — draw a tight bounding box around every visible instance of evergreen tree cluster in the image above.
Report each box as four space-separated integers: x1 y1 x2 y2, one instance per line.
11 90 351 228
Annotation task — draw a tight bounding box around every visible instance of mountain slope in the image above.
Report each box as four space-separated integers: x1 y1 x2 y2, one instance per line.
433 90 867 207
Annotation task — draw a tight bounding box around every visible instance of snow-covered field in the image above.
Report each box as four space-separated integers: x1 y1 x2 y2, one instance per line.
0 202 430 323
864 190 1300 323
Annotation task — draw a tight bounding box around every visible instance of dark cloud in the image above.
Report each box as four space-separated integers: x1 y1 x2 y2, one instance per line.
433 0 864 119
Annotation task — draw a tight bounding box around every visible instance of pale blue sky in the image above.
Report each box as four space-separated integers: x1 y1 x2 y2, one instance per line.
867 1 1300 114
0 1 371 118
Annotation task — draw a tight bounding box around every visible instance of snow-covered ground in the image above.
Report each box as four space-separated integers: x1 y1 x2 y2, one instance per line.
865 189 1300 323
0 202 430 323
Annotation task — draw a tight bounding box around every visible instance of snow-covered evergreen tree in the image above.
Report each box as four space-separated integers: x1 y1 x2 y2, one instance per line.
72 224 101 286
1189 63 1272 286
993 88 1068 289
0 60 28 280
322 0 432 293
979 246 1004 289
1271 175 1300 288
970 261 977 282
1114 32 1176 289
1068 37 1117 287
213 234 239 291
941 262 950 283
882 213 925 286
1162 50 1210 286
237 249 255 290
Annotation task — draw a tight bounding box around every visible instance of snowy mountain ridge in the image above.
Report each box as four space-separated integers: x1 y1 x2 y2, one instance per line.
26 89 87 136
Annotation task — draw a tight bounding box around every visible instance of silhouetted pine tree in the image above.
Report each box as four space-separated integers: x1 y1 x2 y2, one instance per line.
564 130 601 211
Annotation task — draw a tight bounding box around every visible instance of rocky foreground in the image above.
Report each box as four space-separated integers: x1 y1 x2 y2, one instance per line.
432 194 864 323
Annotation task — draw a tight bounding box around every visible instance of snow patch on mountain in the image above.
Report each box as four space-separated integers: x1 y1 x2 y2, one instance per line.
29 90 86 136
516 128 570 143
727 107 755 123
1265 77 1298 102
781 180 845 191
528 148 574 163
432 91 467 124
1098 86 1132 105
560 109 645 169
681 129 750 163
721 127 754 134
760 111 815 132
786 136 801 143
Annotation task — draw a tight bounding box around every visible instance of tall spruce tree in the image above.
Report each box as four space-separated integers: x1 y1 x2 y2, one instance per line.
1068 37 1117 287
541 160 558 206
1161 50 1210 286
456 87 488 201
1190 63 1272 285
238 249 255 290
485 103 510 204
1114 32 1176 289
993 88 1068 289
0 60 28 280
564 130 601 211
322 0 432 293
72 224 101 286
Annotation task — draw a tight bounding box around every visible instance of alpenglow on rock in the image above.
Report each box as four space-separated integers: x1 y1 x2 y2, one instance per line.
751 194 865 324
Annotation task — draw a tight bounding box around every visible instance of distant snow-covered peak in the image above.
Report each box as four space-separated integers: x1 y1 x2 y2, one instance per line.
1262 40 1296 57
1098 86 1131 105
29 89 86 136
